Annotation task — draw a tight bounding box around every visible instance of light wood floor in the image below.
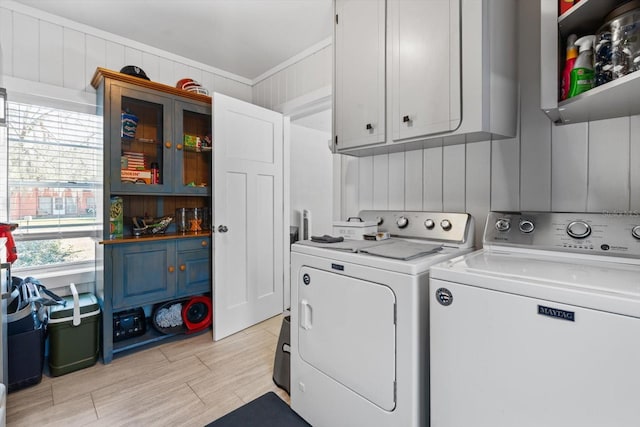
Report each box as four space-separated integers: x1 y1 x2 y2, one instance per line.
6 314 289 426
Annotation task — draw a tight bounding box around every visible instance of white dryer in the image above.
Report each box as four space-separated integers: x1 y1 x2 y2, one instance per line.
429 211 640 427
290 210 475 427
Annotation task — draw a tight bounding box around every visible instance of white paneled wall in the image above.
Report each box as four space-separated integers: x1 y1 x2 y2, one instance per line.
261 0 640 248
252 43 332 109
0 1 252 105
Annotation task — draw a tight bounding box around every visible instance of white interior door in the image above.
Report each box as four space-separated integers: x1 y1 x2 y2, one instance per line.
213 93 284 340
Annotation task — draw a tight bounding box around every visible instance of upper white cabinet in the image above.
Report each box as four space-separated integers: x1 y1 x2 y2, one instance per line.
333 0 518 156
541 0 640 124
334 0 386 149
389 0 461 142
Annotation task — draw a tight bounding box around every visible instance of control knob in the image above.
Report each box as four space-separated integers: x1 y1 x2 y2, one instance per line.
566 221 591 239
632 225 640 240
424 219 435 230
519 219 535 234
396 216 409 229
440 219 452 231
495 218 511 232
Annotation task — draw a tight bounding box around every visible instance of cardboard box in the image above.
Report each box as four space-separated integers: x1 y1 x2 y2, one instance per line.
121 169 152 184
109 196 123 239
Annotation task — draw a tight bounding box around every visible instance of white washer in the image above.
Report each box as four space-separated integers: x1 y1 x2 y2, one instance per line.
429 211 640 427
290 210 475 427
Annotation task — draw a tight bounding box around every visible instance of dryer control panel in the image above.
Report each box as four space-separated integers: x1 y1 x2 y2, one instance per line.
484 211 640 260
359 210 474 248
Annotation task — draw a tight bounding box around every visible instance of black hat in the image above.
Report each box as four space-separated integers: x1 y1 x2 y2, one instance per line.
120 65 150 80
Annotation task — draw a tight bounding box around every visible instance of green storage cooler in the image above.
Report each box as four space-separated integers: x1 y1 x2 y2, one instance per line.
47 284 101 376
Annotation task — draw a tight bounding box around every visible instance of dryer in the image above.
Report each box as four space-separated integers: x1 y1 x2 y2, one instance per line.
429 211 640 427
290 210 475 427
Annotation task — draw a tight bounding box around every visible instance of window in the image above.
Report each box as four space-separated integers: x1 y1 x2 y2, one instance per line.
5 101 103 271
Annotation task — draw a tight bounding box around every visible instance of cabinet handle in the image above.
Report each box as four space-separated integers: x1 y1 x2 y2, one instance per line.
402 115 411 123
179 264 186 271
217 225 228 233
165 141 172 149
365 123 373 130
201 240 208 247
168 266 175 273
176 143 183 151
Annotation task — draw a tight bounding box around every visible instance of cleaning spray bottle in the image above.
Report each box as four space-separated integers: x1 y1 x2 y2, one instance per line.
561 34 578 100
568 35 595 98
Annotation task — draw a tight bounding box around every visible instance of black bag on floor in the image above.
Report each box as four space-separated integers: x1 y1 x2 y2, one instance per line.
7 277 66 392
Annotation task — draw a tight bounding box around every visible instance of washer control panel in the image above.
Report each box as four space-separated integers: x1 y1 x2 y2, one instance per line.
359 210 474 247
485 211 640 259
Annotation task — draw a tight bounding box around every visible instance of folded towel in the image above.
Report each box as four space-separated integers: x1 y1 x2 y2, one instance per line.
310 235 344 243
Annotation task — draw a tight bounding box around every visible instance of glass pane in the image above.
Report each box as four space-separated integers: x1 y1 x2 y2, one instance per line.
182 109 211 188
6 101 102 267
12 237 95 269
120 96 163 186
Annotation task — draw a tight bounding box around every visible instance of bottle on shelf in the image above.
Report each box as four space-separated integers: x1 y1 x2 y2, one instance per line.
561 34 578 100
568 35 595 98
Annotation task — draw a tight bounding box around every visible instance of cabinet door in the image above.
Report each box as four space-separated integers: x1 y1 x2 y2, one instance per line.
390 0 461 141
173 100 212 195
176 238 211 296
334 0 386 150
109 84 173 194
111 241 177 309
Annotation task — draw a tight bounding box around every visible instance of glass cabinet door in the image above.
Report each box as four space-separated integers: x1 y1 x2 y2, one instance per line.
109 85 173 194
173 100 211 195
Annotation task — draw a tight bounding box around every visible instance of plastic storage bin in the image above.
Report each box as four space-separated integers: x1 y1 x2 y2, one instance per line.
47 284 101 376
272 315 291 394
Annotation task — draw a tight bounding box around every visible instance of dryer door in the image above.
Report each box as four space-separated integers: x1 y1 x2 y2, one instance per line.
298 266 396 410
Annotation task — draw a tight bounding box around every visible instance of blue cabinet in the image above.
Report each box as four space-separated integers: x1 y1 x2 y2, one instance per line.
92 68 213 363
102 236 211 363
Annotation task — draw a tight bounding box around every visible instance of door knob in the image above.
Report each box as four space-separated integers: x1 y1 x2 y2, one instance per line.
217 225 228 233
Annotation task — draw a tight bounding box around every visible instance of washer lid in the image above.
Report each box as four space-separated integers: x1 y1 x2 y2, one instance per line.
430 250 640 317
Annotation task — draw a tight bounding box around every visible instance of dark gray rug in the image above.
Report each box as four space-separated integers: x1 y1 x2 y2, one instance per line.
205 392 310 427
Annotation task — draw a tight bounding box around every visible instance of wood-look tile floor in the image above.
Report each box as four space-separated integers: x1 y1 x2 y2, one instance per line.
6 314 289 427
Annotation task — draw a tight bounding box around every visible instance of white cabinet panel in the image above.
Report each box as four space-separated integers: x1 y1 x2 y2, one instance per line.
334 0 386 150
466 140 491 247
390 0 460 141
587 117 630 212
141 53 161 86
491 138 520 212
388 152 405 209
551 123 588 212
372 154 389 210
123 47 143 72
631 116 640 211
39 21 64 87
85 36 105 92
405 152 423 211
423 146 443 211
341 155 360 217
443 144 465 212
105 41 125 72
358 156 374 211
62 28 85 90
13 12 39 82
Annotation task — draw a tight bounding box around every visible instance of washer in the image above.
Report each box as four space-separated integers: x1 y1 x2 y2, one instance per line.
290 210 475 427
429 211 640 427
